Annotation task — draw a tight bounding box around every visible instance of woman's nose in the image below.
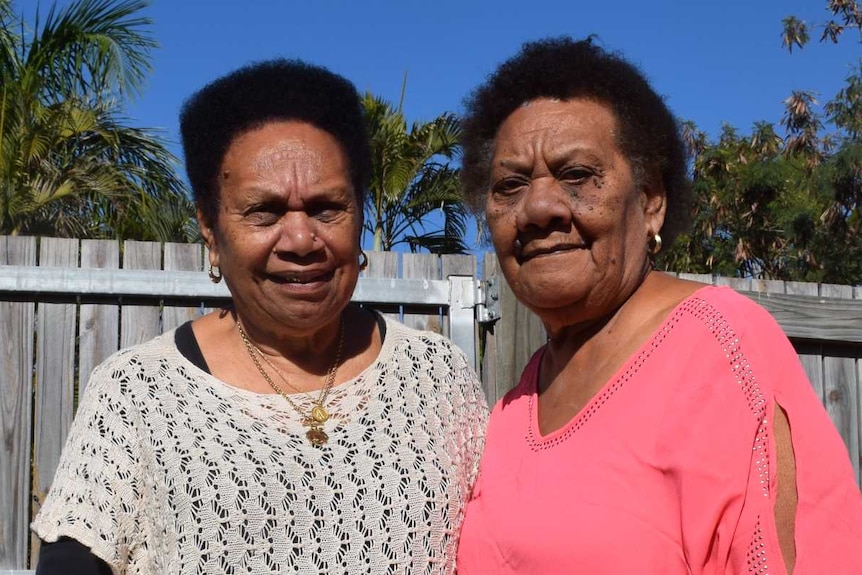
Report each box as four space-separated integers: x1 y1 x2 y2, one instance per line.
515 177 573 231
274 212 319 256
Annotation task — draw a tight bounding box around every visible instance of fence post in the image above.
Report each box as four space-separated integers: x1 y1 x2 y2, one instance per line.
448 276 478 370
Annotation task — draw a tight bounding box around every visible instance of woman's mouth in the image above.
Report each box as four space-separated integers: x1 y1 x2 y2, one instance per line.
270 270 334 285
519 242 584 262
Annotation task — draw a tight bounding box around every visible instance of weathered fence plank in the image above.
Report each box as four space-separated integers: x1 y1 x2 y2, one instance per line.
821 283 860 483
823 345 860 483
717 276 751 291
364 250 398 279
31 238 78 565
402 253 441 333
857 285 862 485
482 255 546 405
163 242 204 331
0 236 37 570
750 278 785 294
677 272 712 284
441 254 476 280
121 241 161 347
741 289 862 343
78 240 120 395
785 280 826 402
363 251 399 320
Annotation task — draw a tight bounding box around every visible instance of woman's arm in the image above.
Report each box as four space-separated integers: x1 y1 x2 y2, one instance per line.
773 405 798 574
36 537 112 575
31 356 146 570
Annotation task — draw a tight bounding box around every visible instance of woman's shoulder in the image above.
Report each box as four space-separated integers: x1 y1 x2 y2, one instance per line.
83 329 183 394
657 284 794 381
640 274 771 328
687 283 763 311
379 315 468 359
377 315 484 396
681 284 785 341
95 329 179 367
663 284 805 405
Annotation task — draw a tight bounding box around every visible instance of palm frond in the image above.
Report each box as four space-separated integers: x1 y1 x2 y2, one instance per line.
0 0 20 77
26 0 156 103
362 91 469 253
0 1 189 240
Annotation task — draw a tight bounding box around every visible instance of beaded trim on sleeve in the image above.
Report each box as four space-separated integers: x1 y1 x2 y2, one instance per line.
687 297 770 499
746 516 771 574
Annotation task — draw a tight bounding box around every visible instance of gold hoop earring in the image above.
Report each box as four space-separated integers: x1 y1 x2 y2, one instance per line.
358 250 368 271
648 233 662 255
208 264 222 284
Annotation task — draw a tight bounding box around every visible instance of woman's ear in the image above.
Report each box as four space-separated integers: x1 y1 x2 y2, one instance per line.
197 206 219 264
641 170 667 237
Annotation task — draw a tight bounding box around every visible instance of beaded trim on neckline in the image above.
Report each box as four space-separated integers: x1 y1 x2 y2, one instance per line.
526 309 680 450
525 287 719 449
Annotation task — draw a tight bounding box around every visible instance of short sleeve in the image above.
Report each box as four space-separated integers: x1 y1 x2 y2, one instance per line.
31 359 145 569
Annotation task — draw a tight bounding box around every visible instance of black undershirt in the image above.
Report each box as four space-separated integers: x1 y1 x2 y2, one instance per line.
37 311 384 574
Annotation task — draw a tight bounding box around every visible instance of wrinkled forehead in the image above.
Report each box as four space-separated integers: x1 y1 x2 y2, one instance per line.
494 98 621 151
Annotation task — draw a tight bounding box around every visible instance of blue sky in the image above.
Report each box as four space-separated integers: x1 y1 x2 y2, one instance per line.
20 0 862 250
24 0 859 146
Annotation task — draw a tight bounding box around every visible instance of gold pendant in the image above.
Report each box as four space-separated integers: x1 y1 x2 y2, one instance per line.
306 427 328 446
310 405 329 423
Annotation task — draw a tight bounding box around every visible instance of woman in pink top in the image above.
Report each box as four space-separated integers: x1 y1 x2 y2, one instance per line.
456 37 862 574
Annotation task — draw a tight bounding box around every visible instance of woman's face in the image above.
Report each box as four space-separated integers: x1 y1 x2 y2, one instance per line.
199 121 361 335
486 98 665 329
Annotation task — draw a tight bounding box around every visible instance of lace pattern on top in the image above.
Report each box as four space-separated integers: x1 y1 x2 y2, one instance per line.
32 318 488 575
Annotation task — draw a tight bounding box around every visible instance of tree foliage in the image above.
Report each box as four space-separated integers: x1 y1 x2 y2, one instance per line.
660 1 862 284
362 89 470 254
781 0 861 51
0 0 195 241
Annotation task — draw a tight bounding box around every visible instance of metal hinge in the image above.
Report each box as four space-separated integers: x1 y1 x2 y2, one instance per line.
476 274 501 324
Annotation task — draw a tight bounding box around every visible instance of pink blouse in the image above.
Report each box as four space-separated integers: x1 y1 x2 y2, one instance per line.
457 286 862 574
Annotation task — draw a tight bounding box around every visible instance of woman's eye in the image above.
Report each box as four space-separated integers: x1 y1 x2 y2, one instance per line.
491 177 527 196
244 206 281 225
310 203 343 220
560 168 592 184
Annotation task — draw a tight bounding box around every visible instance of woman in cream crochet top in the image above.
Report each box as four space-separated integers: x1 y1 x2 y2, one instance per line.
32 59 488 575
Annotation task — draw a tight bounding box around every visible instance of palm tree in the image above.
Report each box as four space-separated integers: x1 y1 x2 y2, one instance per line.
362 86 470 254
0 0 194 241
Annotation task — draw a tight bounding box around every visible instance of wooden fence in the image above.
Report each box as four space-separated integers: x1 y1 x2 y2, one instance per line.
1 236 862 571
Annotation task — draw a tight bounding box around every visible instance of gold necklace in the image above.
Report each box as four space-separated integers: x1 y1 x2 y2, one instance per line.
236 318 345 446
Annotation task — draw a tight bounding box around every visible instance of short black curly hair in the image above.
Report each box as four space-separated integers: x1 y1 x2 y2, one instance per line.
461 36 691 246
180 58 371 226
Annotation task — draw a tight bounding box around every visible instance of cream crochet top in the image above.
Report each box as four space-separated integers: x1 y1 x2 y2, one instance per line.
32 317 488 574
